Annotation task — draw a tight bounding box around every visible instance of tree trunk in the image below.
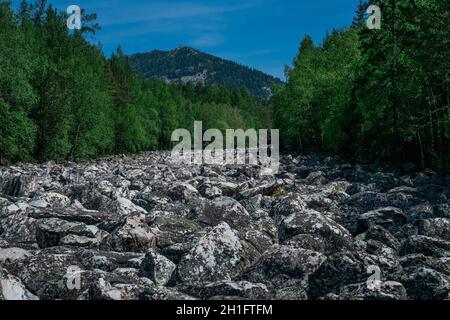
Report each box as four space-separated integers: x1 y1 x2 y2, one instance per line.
417 131 425 171
391 0 401 167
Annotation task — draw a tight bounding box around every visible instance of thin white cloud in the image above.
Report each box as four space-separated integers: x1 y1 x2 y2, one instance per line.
189 34 225 47
99 0 264 26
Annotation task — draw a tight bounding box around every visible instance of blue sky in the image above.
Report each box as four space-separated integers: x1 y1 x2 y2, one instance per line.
14 0 360 79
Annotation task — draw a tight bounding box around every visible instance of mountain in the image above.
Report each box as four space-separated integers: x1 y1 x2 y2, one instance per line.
129 45 283 99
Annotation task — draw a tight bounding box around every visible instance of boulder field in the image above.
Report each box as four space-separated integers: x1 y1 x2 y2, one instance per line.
0 152 449 300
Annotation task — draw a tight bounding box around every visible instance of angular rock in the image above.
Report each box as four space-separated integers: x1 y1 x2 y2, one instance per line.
406 203 435 224
100 214 157 252
111 198 147 216
308 250 368 299
278 209 353 253
324 281 407 300
400 235 450 258
88 277 149 300
242 245 326 289
31 192 70 208
270 194 306 219
235 181 283 200
36 218 107 249
139 286 196 300
346 192 388 212
138 249 176 286
363 225 401 251
178 223 248 283
0 247 32 264
357 207 406 234
198 197 251 231
149 214 202 249
418 218 450 241
168 183 199 201
0 267 39 300
178 281 269 300
399 267 450 300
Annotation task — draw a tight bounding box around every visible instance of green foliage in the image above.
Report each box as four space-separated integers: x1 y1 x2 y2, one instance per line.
0 1 37 162
274 30 361 154
5 0 446 173
274 0 449 172
0 1 270 164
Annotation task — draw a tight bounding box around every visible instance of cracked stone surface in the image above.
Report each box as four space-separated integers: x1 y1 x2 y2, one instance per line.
0 152 449 300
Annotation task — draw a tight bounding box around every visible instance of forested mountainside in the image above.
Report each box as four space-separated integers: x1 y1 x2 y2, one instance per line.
0 1 270 165
129 46 283 99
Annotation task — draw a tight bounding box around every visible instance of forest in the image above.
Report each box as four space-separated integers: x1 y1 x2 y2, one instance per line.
129 46 283 99
273 0 449 174
0 1 270 165
1 0 449 174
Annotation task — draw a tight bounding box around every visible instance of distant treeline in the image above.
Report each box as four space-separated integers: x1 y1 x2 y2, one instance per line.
0 1 270 164
273 0 449 173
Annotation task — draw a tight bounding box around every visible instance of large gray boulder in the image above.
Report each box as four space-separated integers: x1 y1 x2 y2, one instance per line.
278 209 353 253
36 218 107 249
100 215 157 253
0 267 39 300
178 222 251 283
242 245 326 290
197 197 251 231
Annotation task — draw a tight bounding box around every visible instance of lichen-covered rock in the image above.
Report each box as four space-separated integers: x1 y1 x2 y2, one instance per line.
357 207 407 234
0 267 39 300
100 214 157 252
0 247 32 264
178 222 248 283
87 277 150 300
270 194 307 219
149 214 202 249
4 247 90 300
418 218 450 241
198 197 251 231
278 209 353 253
30 192 70 208
110 198 147 216
0 174 41 198
36 218 107 249
346 192 388 212
242 245 326 289
406 203 435 224
324 281 407 300
308 250 368 299
362 225 401 251
398 267 450 300
178 280 269 300
400 235 450 258
275 286 308 300
168 183 200 202
235 181 283 200
138 249 176 286
139 286 197 300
